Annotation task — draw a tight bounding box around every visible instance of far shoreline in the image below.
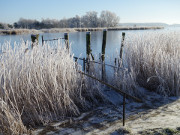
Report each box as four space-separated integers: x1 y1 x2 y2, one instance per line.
0 26 164 35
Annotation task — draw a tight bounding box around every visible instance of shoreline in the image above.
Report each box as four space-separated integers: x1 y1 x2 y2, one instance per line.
0 26 164 35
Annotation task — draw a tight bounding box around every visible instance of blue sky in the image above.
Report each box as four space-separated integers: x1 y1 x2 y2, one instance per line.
0 0 180 24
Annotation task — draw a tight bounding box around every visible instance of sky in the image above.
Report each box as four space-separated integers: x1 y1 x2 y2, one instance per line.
0 0 180 24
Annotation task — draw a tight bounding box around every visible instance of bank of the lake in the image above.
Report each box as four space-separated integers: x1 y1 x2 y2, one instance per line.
0 26 164 35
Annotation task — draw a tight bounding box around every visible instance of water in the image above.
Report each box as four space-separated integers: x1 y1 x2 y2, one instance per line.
0 26 180 64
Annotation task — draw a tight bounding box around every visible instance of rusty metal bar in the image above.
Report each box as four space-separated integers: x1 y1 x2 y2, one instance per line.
78 70 142 103
123 93 126 126
73 56 124 70
43 38 64 42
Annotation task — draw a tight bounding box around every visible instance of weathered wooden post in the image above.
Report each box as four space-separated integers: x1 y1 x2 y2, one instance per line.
42 35 44 46
114 58 117 66
64 33 69 51
83 58 86 73
86 31 94 60
31 34 39 49
119 32 125 67
101 29 107 81
86 32 91 59
101 29 107 62
86 31 91 72
74 57 78 69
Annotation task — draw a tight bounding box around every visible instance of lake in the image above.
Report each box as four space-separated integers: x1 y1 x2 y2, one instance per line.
0 26 179 64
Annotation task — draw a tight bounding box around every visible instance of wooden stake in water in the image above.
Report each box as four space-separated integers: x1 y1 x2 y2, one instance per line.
64 33 69 51
101 29 107 62
31 34 39 49
42 35 44 46
86 32 94 60
119 32 125 66
86 31 91 59
83 58 86 73
86 32 91 72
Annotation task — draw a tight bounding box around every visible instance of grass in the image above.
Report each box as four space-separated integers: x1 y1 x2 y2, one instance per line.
0 29 39 35
93 31 179 98
0 41 104 134
75 31 180 98
139 127 180 135
0 26 164 35
122 32 180 96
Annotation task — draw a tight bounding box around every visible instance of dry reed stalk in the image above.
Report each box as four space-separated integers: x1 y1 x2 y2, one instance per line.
0 40 104 134
123 32 180 96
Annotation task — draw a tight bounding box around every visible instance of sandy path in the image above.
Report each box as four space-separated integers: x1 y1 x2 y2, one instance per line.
34 90 180 135
126 99 180 134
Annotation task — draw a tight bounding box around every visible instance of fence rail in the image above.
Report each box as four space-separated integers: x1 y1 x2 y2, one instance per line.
73 56 124 70
43 37 64 42
77 70 142 126
74 56 142 126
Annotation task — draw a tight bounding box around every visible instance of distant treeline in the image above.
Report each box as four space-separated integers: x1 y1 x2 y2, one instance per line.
0 23 13 29
0 10 120 29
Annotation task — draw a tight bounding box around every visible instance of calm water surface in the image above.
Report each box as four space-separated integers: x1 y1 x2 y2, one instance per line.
0 26 180 64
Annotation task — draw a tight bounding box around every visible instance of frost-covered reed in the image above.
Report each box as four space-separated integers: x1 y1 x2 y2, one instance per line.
123 32 180 96
0 41 104 134
78 31 180 98
0 31 179 134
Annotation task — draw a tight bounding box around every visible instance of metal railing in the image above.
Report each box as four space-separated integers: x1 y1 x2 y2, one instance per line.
41 35 142 126
73 56 124 70
74 57 142 126
43 37 64 42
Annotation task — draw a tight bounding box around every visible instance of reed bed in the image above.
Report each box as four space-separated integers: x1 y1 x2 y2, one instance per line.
0 41 104 134
90 31 180 98
123 32 180 96
0 27 164 35
0 31 179 134
0 29 39 35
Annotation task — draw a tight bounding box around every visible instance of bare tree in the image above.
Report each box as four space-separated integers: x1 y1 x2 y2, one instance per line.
81 11 100 27
100 10 120 27
59 18 68 28
13 10 120 29
0 23 9 29
67 15 81 28
17 18 38 29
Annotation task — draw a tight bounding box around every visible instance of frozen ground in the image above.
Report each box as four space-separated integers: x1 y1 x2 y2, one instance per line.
33 88 180 135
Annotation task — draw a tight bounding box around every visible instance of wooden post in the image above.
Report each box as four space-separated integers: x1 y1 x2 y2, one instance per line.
86 31 94 61
123 93 126 126
101 29 107 62
102 63 106 81
86 31 91 59
75 57 78 62
86 32 91 72
101 29 107 81
119 32 125 67
83 58 86 73
115 58 117 66
31 34 39 49
42 35 44 46
75 57 78 69
64 33 69 51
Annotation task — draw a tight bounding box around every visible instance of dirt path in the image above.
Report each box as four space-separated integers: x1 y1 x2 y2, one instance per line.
34 90 180 135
